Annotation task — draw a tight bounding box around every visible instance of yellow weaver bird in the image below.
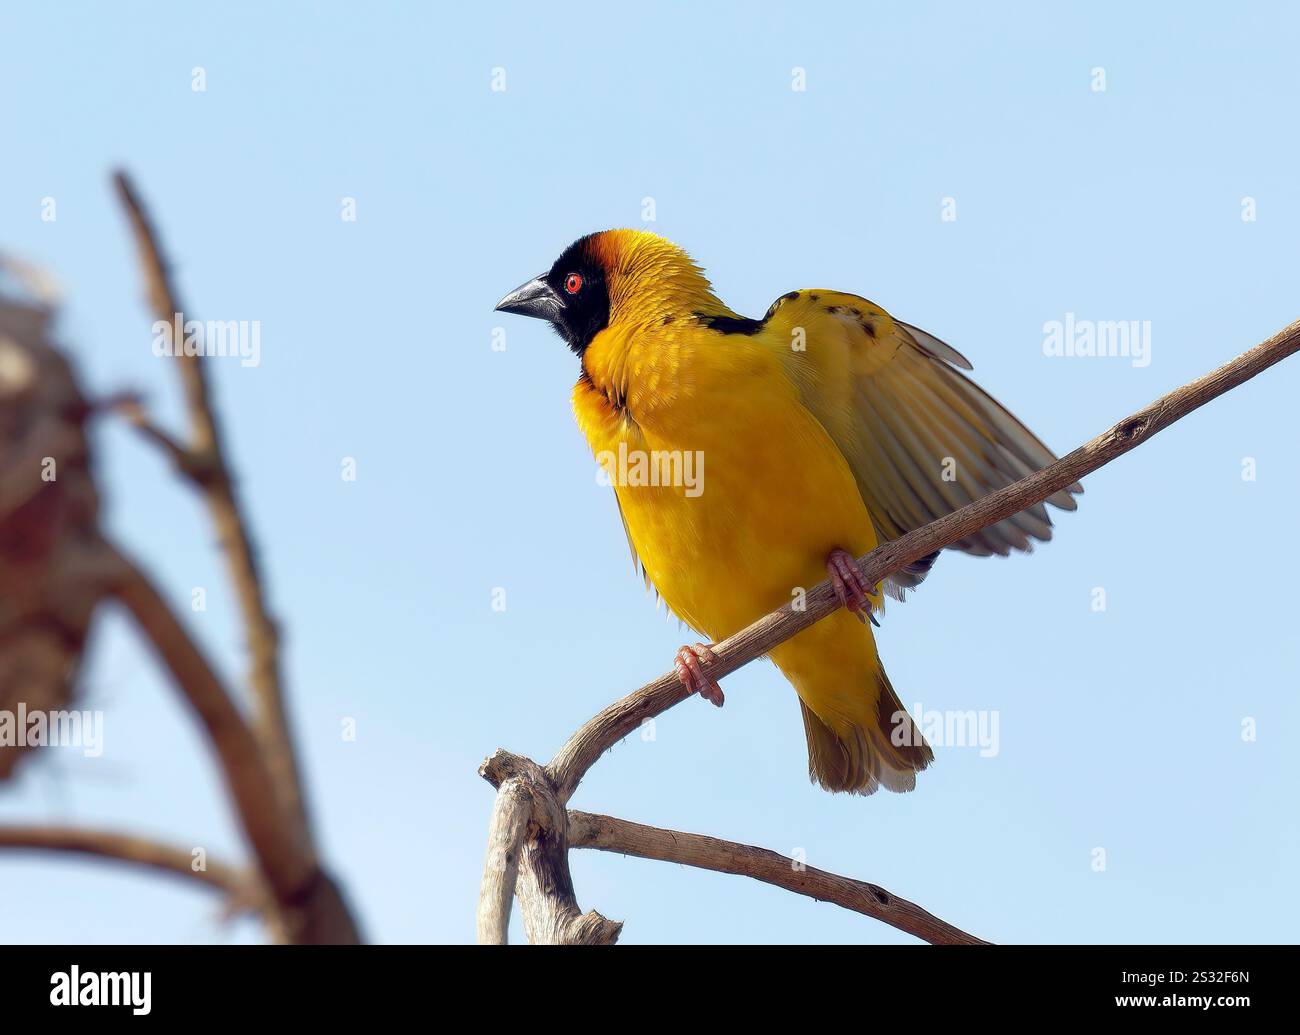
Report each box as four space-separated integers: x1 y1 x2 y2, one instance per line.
497 230 1078 795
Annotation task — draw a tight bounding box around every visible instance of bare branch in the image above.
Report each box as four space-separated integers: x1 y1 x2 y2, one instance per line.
98 171 364 943
569 811 988 945
102 541 361 943
476 779 532 944
109 396 217 482
112 171 307 833
103 543 313 890
0 824 251 900
546 318 1300 802
478 750 621 945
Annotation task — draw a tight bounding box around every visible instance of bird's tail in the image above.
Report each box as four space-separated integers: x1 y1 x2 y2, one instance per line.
799 664 933 795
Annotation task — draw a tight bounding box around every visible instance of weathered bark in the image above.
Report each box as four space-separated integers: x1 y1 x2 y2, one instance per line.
569 812 988 945
478 750 620 945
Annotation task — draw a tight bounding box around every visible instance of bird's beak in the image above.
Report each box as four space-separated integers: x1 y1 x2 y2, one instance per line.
494 276 563 323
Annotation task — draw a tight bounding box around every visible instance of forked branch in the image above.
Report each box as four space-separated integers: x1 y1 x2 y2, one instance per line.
114 171 306 829
103 172 363 943
0 174 361 943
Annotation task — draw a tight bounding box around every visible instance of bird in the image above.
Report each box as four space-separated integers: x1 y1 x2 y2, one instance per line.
496 230 1079 795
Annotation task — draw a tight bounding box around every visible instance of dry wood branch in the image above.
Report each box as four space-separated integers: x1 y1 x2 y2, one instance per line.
0 824 251 899
103 542 359 943
477 750 621 945
569 811 987 945
2 176 361 943
103 543 312 890
111 396 216 482
546 318 1300 803
109 172 361 943
113 171 306 831
476 779 532 944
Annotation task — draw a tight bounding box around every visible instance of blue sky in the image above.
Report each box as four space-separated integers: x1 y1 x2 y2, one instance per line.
1 1 1297 944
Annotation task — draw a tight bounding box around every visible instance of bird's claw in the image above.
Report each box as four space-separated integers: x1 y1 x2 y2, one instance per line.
826 548 878 624
674 642 724 707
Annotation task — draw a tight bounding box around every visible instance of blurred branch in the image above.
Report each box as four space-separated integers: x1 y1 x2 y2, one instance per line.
105 172 361 943
110 396 215 482
102 509 360 945
0 824 251 899
113 171 306 832
568 811 988 945
102 543 313 892
481 316 1300 943
3 175 363 943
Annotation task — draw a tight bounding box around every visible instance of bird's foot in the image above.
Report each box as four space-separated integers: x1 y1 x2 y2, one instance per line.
826 548 879 626
674 643 724 707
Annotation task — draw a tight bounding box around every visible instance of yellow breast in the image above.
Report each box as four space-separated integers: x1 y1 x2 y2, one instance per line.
573 321 879 640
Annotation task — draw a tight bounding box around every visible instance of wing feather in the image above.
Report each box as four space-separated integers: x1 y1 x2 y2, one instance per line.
769 290 1080 562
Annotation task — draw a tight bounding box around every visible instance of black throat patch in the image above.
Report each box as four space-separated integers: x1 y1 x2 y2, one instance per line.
546 237 611 355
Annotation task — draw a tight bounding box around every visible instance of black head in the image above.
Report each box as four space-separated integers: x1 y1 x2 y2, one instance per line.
495 235 611 355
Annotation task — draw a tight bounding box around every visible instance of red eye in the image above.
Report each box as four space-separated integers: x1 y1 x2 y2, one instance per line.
564 273 583 295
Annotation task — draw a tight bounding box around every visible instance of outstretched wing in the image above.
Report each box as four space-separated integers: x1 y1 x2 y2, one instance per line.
768 290 1080 559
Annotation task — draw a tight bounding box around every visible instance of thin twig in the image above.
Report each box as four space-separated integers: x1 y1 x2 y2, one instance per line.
546 318 1300 803
102 542 316 899
110 395 215 479
108 172 360 942
103 541 362 943
113 170 307 832
569 811 988 945
0 824 251 899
